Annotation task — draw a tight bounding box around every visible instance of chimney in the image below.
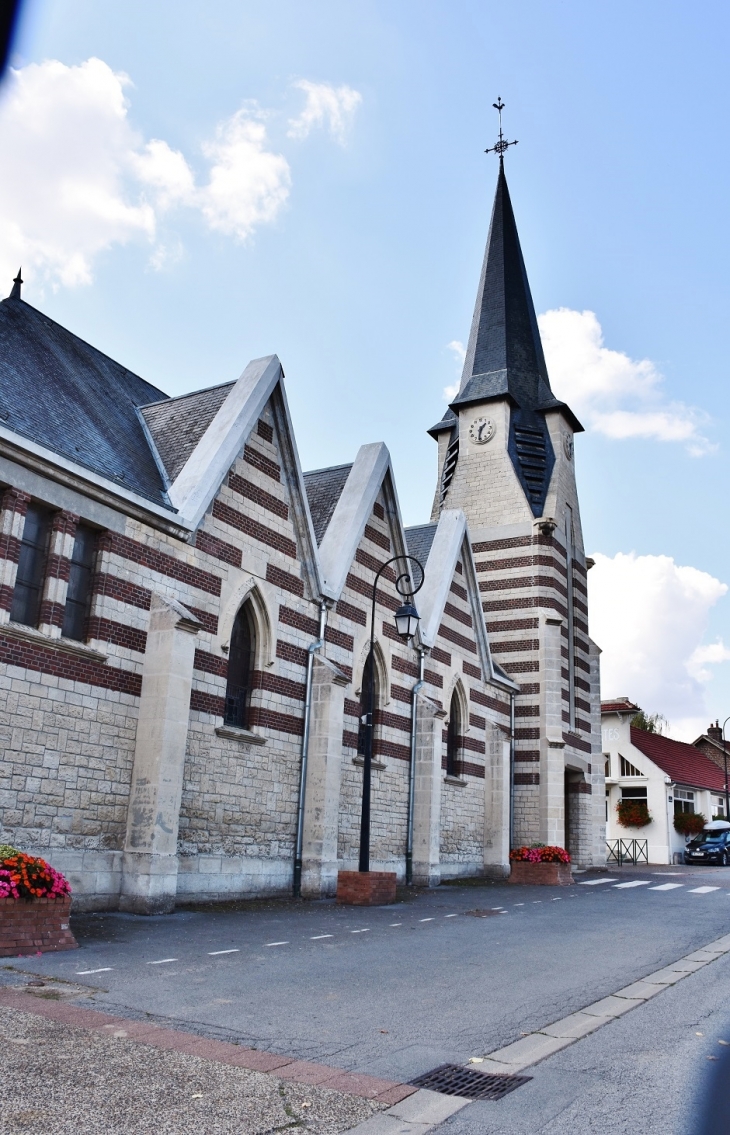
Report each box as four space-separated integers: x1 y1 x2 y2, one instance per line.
707 721 723 743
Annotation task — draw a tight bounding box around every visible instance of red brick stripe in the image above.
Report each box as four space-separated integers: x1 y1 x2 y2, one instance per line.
374 738 410 761
336 599 367 626
253 670 306 702
92 572 151 610
38 600 64 629
0 533 21 563
450 581 467 601
355 549 396 580
190 689 225 715
438 623 477 654
195 529 242 568
431 646 451 666
277 640 308 668
244 444 280 482
486 618 539 633
470 713 485 729
564 731 592 753
266 563 304 597
257 419 274 443
472 536 531 553
514 772 540 785
444 601 472 628
103 533 222 596
515 750 540 762
470 688 510 715
479 575 568 600
463 660 481 680
229 472 289 520
213 500 297 559
347 572 398 612
189 607 218 635
342 729 360 749
364 524 390 551
87 617 147 654
0 632 141 695
248 707 304 735
491 638 539 653
0 488 30 517
502 660 539 674
515 704 539 717
194 648 228 677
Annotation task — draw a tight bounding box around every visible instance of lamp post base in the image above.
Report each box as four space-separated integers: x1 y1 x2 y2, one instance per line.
336 870 397 905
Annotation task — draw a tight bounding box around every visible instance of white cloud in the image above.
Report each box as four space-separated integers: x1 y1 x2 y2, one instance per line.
0 60 355 288
199 109 290 240
287 80 362 144
538 308 713 456
443 340 466 400
588 551 729 739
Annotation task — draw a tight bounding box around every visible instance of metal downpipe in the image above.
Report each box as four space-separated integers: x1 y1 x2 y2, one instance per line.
406 649 426 886
293 602 327 898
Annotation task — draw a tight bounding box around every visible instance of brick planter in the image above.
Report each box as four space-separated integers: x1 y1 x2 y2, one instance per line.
336 871 397 905
508 862 573 886
0 896 78 956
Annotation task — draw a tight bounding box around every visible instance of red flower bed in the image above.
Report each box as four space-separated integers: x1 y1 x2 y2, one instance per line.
509 845 571 864
674 812 706 836
0 847 71 901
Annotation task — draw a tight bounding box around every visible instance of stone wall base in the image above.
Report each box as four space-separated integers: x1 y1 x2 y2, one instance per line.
336 871 397 905
0 896 78 956
508 861 573 886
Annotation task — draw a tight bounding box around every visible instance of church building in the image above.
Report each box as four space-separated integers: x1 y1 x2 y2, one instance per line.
0 152 605 912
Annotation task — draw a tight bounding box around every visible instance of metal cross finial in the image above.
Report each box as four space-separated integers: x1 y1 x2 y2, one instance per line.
485 96 518 160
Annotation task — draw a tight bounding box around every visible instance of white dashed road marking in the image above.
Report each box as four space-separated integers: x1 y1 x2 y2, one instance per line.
266 942 288 947
208 949 240 955
76 968 113 975
147 958 178 965
444 914 458 918
310 935 333 940
351 929 370 934
649 883 684 891
419 918 435 922
689 886 721 894
389 923 402 927
613 881 651 889
578 879 618 886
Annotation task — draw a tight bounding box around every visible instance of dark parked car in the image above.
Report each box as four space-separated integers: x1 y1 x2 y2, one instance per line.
684 829 730 865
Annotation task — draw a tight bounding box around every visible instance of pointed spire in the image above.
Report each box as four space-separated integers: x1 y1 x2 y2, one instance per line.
451 161 566 418
9 269 22 301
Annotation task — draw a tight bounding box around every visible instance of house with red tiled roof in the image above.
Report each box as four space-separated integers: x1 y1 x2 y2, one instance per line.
601 699 728 864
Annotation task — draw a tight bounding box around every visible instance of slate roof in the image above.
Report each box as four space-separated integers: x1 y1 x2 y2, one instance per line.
303 463 353 544
630 727 727 792
405 522 437 568
141 383 234 483
0 293 172 506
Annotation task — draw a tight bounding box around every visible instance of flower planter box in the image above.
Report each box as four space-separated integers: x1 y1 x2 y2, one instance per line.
509 862 573 886
0 896 77 956
336 870 397 905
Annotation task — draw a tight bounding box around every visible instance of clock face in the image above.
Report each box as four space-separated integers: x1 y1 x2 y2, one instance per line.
469 417 496 445
563 434 574 461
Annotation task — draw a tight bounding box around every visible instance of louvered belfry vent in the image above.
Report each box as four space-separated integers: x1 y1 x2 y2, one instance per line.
439 429 460 505
514 424 547 503
409 1064 532 1100
507 409 555 518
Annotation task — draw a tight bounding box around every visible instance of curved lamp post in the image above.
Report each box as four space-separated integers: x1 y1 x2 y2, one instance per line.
359 554 424 873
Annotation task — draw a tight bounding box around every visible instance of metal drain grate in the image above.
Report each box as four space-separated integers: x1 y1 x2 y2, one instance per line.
409 1064 532 1100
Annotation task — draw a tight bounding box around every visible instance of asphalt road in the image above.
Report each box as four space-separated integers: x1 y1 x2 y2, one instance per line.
4 863 730 1089
436 947 730 1135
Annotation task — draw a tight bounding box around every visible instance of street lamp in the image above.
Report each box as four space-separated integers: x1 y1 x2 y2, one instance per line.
359 554 424 874
721 717 730 821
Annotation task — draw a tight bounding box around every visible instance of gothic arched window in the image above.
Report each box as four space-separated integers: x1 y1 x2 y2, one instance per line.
357 651 379 755
446 691 461 777
224 602 256 729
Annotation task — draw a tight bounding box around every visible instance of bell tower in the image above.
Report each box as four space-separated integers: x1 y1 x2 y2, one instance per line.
429 104 604 866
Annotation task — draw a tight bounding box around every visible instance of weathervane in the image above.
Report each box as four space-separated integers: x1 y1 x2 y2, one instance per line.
485 97 518 160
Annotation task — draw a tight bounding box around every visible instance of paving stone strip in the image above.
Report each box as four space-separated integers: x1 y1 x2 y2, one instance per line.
0 987 414 1107
341 930 730 1135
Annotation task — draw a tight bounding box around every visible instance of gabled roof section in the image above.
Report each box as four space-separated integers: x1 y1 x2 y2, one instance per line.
317 442 407 602
602 698 641 716
630 727 727 792
303 463 353 545
141 383 234 484
0 293 171 506
413 508 518 692
166 353 322 596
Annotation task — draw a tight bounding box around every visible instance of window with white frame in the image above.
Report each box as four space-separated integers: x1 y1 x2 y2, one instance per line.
674 788 695 817
712 795 726 818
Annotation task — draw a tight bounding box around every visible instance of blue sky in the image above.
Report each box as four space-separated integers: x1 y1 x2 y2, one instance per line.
3 0 730 737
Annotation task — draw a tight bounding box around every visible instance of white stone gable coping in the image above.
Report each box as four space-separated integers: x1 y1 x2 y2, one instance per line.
169 354 282 530
318 443 408 602
417 509 517 692
167 354 322 599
